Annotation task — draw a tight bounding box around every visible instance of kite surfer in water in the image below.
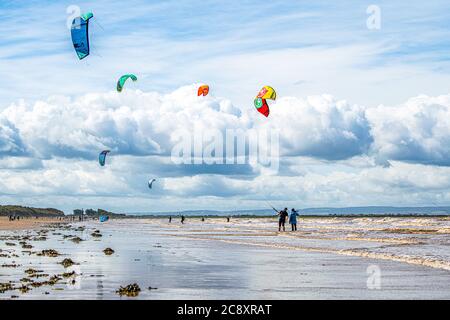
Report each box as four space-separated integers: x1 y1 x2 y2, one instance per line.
289 208 300 231
267 204 288 232
278 208 289 232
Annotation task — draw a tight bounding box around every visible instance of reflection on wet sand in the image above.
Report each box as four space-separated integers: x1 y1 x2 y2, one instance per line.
0 216 449 299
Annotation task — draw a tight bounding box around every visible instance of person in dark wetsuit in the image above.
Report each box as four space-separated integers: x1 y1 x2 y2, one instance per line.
278 208 289 232
169 216 172 223
181 215 185 224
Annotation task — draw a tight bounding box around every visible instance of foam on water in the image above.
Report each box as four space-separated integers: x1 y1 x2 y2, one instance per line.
144 216 450 272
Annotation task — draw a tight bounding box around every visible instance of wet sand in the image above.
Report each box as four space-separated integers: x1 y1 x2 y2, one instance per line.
1 217 449 300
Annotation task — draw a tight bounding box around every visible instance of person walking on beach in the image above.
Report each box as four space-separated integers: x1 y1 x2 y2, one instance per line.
181 215 185 224
278 208 289 232
169 216 172 223
289 208 300 231
227 216 230 223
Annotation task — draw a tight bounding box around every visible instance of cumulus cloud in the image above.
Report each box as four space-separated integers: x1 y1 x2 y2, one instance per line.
0 85 377 163
367 94 450 166
0 116 27 156
258 95 373 160
1 86 450 211
2 86 450 170
1 85 246 161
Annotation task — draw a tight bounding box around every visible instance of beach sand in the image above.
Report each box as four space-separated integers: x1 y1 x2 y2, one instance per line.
0 217 66 231
1 216 449 299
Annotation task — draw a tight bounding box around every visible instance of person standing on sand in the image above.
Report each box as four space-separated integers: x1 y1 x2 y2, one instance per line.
169 216 172 223
181 215 185 224
227 217 230 223
289 208 300 231
278 208 289 232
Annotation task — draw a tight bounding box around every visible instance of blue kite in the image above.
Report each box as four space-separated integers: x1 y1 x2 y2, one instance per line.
99 150 110 167
71 12 93 60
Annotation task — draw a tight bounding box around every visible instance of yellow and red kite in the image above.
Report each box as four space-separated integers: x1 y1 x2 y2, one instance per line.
198 85 210 97
254 86 276 117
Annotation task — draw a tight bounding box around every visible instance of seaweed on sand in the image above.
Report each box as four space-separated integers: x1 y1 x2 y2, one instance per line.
70 237 83 244
60 258 77 268
30 275 62 288
32 236 47 241
37 249 60 257
48 275 62 284
29 273 49 279
103 248 115 255
0 282 14 293
25 268 44 275
30 282 45 288
61 271 76 278
1 264 20 268
116 283 141 297
18 285 31 294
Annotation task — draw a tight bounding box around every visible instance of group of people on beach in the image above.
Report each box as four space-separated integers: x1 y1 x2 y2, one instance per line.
277 208 300 232
168 209 299 233
169 215 231 224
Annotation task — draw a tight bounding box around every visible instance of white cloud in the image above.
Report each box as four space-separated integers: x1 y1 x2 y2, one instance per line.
1 86 450 211
0 116 27 156
1 85 245 160
0 85 376 162
257 94 372 160
367 94 450 166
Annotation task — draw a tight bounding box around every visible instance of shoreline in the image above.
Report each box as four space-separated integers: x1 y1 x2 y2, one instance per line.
1 214 449 231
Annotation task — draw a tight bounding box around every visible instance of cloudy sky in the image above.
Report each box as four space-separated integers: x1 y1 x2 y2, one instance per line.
1 0 450 213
